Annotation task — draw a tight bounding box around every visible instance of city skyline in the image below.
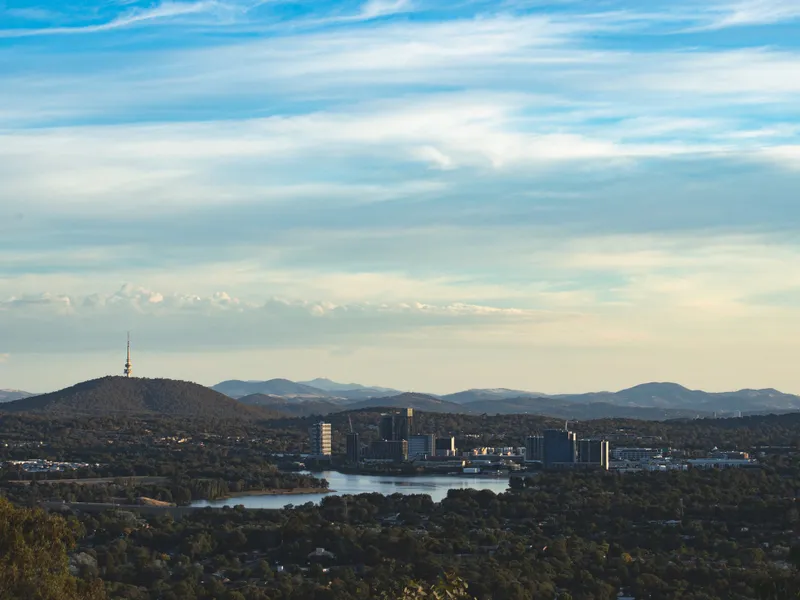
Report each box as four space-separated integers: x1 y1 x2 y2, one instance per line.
3 1 800 393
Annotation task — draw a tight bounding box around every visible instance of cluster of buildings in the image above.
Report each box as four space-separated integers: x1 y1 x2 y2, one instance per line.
525 428 610 470
310 409 458 464
609 447 756 472
309 417 758 473
6 459 102 474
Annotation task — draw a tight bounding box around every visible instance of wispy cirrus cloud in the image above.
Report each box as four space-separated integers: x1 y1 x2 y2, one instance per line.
348 0 415 21
0 0 227 37
3 0 800 393
707 0 800 29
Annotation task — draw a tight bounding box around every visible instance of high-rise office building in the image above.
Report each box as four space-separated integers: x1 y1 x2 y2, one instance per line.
397 408 414 440
578 439 610 470
408 434 435 459
346 432 360 464
379 409 415 441
525 436 545 462
308 422 332 456
435 436 456 456
379 413 396 441
543 429 576 467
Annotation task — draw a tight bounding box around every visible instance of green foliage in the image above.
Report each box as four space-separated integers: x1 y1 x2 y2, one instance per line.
0 497 106 600
386 574 474 600
8 410 800 599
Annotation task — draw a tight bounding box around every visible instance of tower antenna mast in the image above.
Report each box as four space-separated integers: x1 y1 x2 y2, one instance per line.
124 332 133 378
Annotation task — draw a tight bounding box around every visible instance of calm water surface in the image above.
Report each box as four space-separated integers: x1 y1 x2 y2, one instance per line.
191 471 511 509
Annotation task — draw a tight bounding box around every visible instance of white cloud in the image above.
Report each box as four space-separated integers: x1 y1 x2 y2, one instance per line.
0 96 745 217
0 284 586 361
0 285 559 321
760 145 800 169
357 0 413 20
709 0 800 28
3 0 800 394
0 1 224 37
628 49 800 96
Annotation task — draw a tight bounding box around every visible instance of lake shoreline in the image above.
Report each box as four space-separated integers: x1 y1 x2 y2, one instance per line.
220 487 334 499
190 472 511 509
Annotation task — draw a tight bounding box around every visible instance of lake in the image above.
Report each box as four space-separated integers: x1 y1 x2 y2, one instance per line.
191 471 512 509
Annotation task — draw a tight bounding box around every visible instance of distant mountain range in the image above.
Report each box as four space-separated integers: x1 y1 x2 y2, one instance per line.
441 388 549 405
298 378 398 394
0 389 35 403
212 379 800 420
212 378 401 402
3 377 799 421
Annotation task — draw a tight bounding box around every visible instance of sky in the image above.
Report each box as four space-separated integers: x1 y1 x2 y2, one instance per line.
1 0 800 394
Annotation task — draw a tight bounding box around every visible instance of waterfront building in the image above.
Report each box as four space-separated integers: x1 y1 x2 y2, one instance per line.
369 440 408 462
379 414 395 441
379 408 415 441
435 436 456 456
346 432 360 464
543 429 577 467
308 422 332 456
577 439 610 470
408 434 435 459
397 408 414 440
525 436 545 462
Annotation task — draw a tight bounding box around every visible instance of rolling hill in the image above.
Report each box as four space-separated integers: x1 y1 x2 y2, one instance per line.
206 377 800 420
461 396 713 420
441 388 550 405
298 378 400 395
212 379 330 399
0 377 278 419
213 378 401 402
552 382 800 413
0 389 35 403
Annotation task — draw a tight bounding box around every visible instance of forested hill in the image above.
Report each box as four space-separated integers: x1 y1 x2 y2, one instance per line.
0 376 281 419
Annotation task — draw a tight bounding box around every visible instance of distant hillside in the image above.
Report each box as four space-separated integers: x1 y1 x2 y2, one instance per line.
213 378 400 402
208 377 800 420
555 382 800 413
212 379 329 399
461 396 713 420
0 389 35 403
238 394 339 417
330 387 403 401
298 378 399 394
346 393 464 413
442 388 549 405
0 377 277 419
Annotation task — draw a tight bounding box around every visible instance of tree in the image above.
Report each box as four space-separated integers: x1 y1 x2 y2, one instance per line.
383 574 476 600
0 498 106 600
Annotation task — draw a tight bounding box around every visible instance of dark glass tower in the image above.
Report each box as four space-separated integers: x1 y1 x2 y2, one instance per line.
346 432 360 464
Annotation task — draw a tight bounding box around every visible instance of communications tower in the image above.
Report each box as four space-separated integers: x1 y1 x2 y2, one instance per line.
124 332 133 377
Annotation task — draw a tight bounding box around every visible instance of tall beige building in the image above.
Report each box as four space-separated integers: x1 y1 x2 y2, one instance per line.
309 422 332 456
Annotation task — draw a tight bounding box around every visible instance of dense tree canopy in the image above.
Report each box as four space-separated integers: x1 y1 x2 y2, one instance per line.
5 411 800 598
0 497 106 600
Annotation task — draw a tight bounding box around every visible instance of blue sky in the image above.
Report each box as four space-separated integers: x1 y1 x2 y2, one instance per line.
1 0 800 394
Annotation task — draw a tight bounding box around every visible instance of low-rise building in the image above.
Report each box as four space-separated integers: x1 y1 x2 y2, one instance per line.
611 447 663 462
